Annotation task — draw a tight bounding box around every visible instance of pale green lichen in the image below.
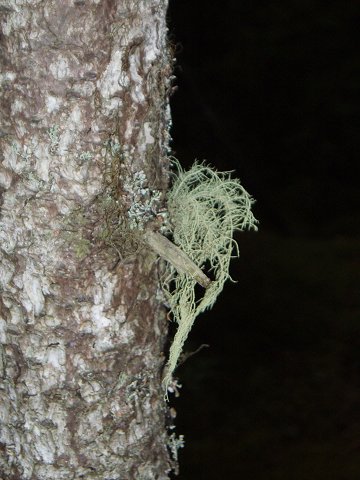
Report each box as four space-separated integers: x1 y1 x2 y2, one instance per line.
48 125 60 154
48 125 59 143
79 151 93 162
104 137 121 156
11 142 32 161
162 160 258 391
167 432 185 463
93 138 163 256
123 170 161 230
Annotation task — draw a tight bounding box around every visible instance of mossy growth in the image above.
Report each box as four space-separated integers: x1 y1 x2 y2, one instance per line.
61 208 92 260
71 236 92 260
62 137 164 261
94 138 164 258
93 138 140 257
162 160 258 392
60 139 137 260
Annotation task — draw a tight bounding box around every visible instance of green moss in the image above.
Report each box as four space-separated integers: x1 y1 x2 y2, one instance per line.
91 136 163 258
62 230 91 260
72 237 91 259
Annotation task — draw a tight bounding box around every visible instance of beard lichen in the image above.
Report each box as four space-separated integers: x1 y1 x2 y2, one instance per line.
162 160 258 392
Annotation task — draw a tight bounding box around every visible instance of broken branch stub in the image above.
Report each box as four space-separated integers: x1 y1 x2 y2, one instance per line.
144 229 211 289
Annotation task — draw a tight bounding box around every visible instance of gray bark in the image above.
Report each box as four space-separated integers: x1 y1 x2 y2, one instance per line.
0 1 174 478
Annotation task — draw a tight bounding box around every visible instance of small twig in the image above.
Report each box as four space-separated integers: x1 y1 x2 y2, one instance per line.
144 229 211 288
178 344 210 366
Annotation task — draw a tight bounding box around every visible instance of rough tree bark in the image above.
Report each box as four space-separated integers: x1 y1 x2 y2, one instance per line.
0 1 174 478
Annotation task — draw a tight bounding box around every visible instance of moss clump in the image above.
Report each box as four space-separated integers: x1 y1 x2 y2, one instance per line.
162 160 258 391
94 138 163 259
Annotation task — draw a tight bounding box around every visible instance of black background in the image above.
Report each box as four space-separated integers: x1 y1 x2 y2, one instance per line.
167 1 359 479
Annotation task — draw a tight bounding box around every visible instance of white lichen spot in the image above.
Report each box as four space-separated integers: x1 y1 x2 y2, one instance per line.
3 142 25 173
33 433 55 465
91 305 111 330
0 318 6 343
97 50 124 99
71 81 96 98
144 122 154 144
128 422 146 445
144 43 158 64
0 71 16 83
4 7 30 36
129 55 142 83
9 302 25 326
0 226 17 254
46 346 66 370
87 409 103 433
49 55 70 80
22 269 45 317
80 380 102 403
93 269 118 307
45 95 61 113
114 305 126 324
70 104 81 124
11 99 25 115
72 354 86 372
34 144 51 181
129 56 145 103
118 322 134 344
56 105 81 156
93 336 116 352
0 255 15 289
41 362 66 390
40 347 67 387
124 119 133 141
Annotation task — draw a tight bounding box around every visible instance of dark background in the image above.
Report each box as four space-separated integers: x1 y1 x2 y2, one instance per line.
167 1 359 479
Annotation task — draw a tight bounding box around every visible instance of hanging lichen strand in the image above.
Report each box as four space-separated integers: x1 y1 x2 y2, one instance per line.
162 161 258 391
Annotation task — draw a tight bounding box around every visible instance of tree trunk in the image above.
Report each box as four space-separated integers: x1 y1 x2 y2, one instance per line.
0 1 174 478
